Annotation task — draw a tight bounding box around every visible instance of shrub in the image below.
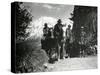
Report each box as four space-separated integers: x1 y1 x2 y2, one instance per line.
16 39 49 73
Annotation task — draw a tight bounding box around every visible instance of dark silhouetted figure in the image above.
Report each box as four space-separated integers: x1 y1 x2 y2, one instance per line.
54 19 64 60
41 23 49 52
43 23 49 39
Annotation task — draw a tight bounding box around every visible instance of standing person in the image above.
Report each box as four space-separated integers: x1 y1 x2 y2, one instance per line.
54 19 64 60
65 25 72 58
79 26 86 57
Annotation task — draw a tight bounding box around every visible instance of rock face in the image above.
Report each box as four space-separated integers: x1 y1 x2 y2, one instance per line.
71 6 97 45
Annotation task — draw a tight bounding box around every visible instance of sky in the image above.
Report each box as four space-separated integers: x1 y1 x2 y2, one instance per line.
21 2 74 38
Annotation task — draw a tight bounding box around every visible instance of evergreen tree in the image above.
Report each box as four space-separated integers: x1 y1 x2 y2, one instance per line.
15 2 33 41
70 6 97 45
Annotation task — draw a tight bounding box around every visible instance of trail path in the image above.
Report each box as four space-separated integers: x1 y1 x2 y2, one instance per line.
47 56 97 71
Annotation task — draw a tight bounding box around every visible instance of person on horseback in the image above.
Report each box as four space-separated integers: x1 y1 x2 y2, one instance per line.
41 23 49 50
43 23 49 39
65 24 72 58
54 19 64 60
54 19 63 39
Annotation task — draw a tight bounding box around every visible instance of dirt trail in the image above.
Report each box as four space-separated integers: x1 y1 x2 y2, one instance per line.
47 56 97 72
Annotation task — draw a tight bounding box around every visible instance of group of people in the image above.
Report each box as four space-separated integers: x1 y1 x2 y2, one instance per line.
42 19 72 60
41 18 87 62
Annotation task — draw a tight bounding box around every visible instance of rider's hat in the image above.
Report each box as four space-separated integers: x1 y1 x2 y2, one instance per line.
57 19 62 23
44 23 48 26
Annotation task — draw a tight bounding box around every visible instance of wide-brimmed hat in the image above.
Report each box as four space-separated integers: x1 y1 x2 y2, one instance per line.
57 19 62 23
44 23 48 26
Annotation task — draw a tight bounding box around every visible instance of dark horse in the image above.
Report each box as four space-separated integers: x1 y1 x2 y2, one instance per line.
41 26 66 63
41 28 58 62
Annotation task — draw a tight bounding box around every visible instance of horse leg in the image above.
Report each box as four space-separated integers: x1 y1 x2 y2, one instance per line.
49 48 52 59
65 42 68 58
60 43 64 59
56 43 60 60
67 46 70 58
66 44 70 58
65 39 70 58
80 45 85 57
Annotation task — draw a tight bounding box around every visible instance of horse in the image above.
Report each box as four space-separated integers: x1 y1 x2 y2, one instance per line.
41 25 67 62
64 31 76 58
41 27 58 63
53 25 67 60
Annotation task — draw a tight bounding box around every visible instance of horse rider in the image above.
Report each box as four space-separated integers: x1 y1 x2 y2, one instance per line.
54 19 64 60
41 23 49 50
65 24 72 58
43 23 49 39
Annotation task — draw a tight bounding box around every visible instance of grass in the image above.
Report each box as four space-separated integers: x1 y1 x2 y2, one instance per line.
16 38 49 73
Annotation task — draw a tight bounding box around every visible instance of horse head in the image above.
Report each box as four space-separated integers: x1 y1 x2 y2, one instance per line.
49 27 54 38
